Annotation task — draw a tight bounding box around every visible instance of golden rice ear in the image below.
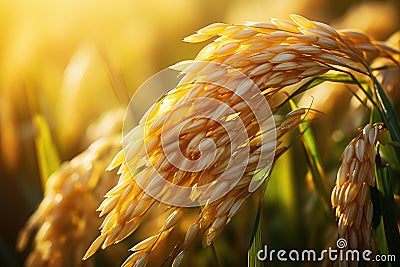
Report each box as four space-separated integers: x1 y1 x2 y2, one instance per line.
18 135 121 267
331 124 380 252
84 15 398 267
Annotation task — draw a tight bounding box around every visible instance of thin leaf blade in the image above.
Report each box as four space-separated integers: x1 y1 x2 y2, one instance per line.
289 99 331 216
375 148 400 260
33 114 61 190
248 202 262 267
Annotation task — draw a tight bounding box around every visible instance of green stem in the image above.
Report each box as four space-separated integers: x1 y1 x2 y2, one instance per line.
375 150 400 259
289 100 332 217
248 197 262 267
210 243 220 267
372 74 400 161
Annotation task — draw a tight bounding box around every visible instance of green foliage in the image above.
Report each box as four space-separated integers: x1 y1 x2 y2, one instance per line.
32 114 61 191
370 75 400 261
375 150 400 261
248 201 262 267
289 99 331 216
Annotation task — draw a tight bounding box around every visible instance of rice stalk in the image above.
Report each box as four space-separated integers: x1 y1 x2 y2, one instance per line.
17 135 121 267
83 15 399 266
331 124 382 261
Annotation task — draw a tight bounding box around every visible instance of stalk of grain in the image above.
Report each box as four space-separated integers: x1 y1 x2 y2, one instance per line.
17 135 121 267
84 15 398 266
331 124 382 255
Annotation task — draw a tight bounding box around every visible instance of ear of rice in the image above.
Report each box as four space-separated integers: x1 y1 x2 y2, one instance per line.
84 15 399 266
331 123 380 253
17 135 121 267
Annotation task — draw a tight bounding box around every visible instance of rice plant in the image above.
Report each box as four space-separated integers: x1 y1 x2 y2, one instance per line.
15 12 399 267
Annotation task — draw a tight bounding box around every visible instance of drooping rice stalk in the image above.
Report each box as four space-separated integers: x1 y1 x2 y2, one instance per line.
83 91 305 266
82 15 399 267
331 124 381 253
17 135 121 267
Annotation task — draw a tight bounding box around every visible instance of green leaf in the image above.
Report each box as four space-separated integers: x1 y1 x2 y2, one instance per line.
291 74 368 98
375 148 400 260
248 202 262 267
291 77 325 98
33 114 61 191
370 107 400 172
289 99 332 217
370 99 399 263
372 74 400 160
316 73 366 83
378 132 400 172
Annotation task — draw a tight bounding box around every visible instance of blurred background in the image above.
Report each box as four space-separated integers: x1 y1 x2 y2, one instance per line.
0 0 398 266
